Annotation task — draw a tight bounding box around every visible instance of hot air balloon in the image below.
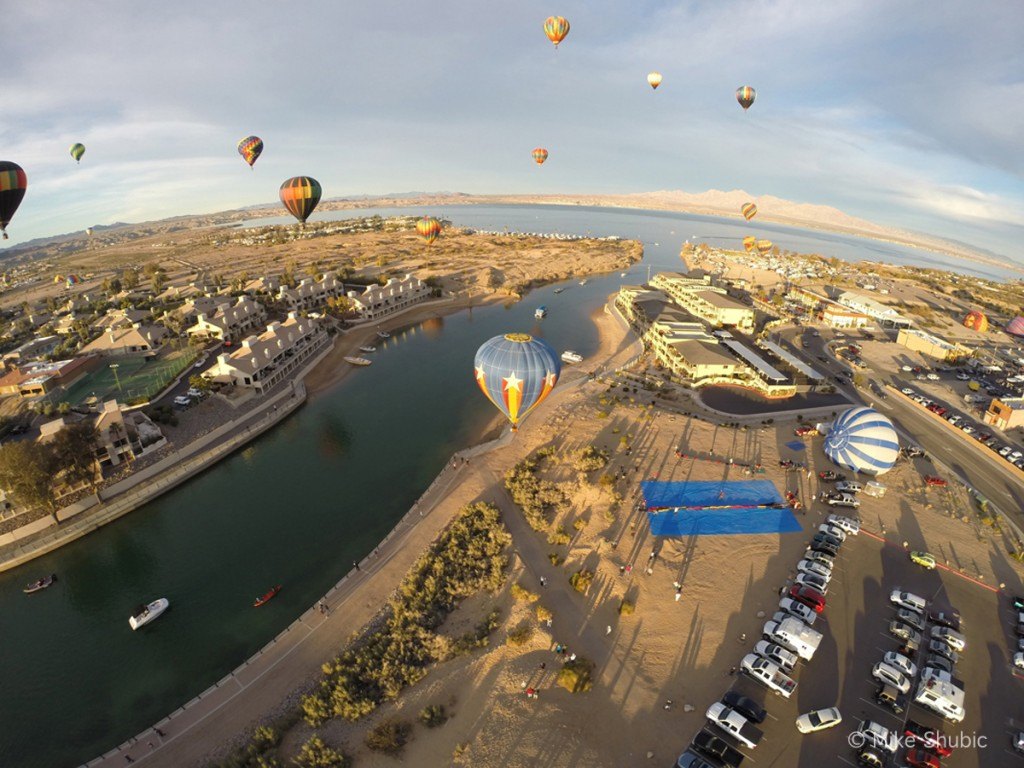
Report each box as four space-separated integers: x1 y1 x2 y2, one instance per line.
741 202 758 220
736 86 756 111
0 161 27 241
743 236 757 253
416 216 442 245
647 72 663 90
532 148 549 165
85 227 93 236
279 176 321 224
543 16 570 47
69 143 86 164
237 136 263 169
756 239 773 255
474 333 561 431
963 310 988 332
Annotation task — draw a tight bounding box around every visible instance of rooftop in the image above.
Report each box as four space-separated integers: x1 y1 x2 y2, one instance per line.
694 290 748 310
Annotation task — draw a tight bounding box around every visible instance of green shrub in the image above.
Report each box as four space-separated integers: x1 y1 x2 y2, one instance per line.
365 719 412 756
618 599 635 615
506 622 535 647
557 658 595 693
547 527 571 546
547 553 563 566
293 735 349 768
535 604 552 622
569 570 594 594
511 583 539 602
572 517 587 531
419 704 448 728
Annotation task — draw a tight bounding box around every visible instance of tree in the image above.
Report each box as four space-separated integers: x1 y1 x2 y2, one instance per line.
0 441 58 517
120 269 140 290
52 422 100 488
189 375 211 393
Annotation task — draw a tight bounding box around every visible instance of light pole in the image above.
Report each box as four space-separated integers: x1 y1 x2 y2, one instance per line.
109 363 122 393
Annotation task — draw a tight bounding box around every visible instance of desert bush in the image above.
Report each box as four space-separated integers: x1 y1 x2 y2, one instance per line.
557 658 595 693
569 570 594 594
573 445 609 472
293 735 349 768
365 719 412 756
547 553 563 566
547 526 571 546
419 704 448 728
618 599 635 615
504 458 567 531
511 583 539 602
506 622 535 647
572 517 587 531
535 604 552 622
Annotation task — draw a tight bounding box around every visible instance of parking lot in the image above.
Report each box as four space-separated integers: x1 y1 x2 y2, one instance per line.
682 527 1024 767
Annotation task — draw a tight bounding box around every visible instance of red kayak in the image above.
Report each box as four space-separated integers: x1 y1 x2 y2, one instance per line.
253 585 281 607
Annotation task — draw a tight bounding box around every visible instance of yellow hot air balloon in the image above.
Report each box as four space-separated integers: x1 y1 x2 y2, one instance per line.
741 202 758 221
756 239 773 255
742 236 757 253
543 16 570 47
647 72 663 90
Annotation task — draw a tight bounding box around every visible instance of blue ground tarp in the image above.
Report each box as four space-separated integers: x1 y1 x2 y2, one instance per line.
640 480 803 536
785 440 806 451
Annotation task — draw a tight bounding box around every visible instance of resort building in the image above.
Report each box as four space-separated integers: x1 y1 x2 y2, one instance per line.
39 400 164 470
346 274 431 321
0 356 102 399
649 272 755 332
166 297 225 327
983 397 1024 432
822 304 872 329
243 275 282 297
185 296 267 342
2 335 60 368
79 323 169 356
206 312 330 394
896 328 971 362
788 285 829 311
276 273 346 311
91 308 151 333
836 290 912 328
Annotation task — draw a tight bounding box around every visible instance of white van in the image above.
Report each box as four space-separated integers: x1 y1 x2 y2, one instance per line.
890 590 926 612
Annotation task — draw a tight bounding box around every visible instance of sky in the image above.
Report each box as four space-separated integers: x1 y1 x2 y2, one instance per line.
2 0 1023 261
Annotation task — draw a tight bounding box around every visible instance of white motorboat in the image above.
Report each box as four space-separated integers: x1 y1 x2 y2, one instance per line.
344 356 372 366
358 345 377 353
561 350 584 364
129 598 169 630
376 330 391 339
553 287 565 294
579 279 588 286
535 306 547 319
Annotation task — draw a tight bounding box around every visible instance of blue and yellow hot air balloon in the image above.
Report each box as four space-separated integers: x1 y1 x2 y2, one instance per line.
474 333 560 431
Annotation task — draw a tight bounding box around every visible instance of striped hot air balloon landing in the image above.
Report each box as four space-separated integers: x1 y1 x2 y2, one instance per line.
755 239 773 255
824 407 899 476
279 176 321 224
741 202 758 220
543 16 570 47
474 333 560 430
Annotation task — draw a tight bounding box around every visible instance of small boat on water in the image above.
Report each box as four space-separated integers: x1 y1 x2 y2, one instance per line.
553 287 565 294
579 279 588 286
344 356 372 366
535 306 547 319
620 272 627 277
376 330 391 339
24 573 57 594
561 350 584 364
359 345 377 353
129 598 169 630
253 585 282 607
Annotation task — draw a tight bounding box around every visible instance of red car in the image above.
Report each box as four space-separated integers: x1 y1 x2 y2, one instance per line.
924 476 948 487
904 721 953 757
788 584 826 613
794 426 817 437
905 748 941 768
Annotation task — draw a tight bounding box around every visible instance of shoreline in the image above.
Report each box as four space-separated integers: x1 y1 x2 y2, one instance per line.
84 298 635 768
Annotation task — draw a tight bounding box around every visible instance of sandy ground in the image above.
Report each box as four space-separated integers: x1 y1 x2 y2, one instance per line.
252 308 1023 767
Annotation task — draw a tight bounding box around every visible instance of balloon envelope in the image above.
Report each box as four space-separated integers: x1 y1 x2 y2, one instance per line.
237 136 263 168
743 236 757 253
647 72 663 89
69 143 86 163
756 239 773 255
544 16 570 47
736 86 756 110
474 333 561 429
532 148 549 165
0 161 27 240
741 202 758 220
279 176 322 224
416 216 442 245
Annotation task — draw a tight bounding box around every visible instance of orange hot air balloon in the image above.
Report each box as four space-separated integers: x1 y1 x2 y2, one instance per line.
544 16 570 47
741 202 758 220
963 310 988 332
647 72 663 90
416 216 442 245
743 236 757 253
756 239 773 255
532 148 549 165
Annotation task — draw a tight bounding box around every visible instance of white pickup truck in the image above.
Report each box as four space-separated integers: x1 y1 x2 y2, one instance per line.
741 653 797 698
705 702 764 749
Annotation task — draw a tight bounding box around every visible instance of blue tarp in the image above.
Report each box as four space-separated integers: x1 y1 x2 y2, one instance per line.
640 480 802 536
641 480 785 510
785 440 807 451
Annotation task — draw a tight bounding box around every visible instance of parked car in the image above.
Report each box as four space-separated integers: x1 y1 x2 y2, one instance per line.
883 651 917 678
875 683 907 715
909 551 937 569
826 514 860 535
834 481 863 494
889 621 922 644
825 493 860 509
674 751 719 768
812 531 843 548
923 476 947 487
803 550 835 568
928 609 961 631
788 585 826 613
927 639 960 665
809 540 840 557
856 747 886 767
890 590 927 612
754 641 798 671
1012 595 1024 611
795 572 829 594
924 655 954 674
818 470 845 482
856 720 899 753
778 597 818 624
795 706 842 734
930 625 966 651
904 720 953 757
722 690 767 724
999 446 1013 457
872 662 910 694
172 395 192 407
797 559 832 580
186 387 205 399
818 523 848 541
691 729 744 768
896 607 926 630
905 749 942 768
